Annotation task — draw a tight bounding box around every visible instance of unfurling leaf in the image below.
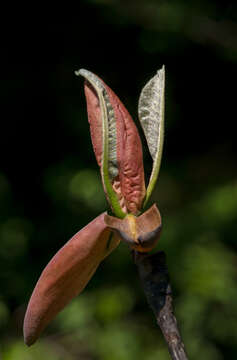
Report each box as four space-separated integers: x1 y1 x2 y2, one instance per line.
76 69 146 217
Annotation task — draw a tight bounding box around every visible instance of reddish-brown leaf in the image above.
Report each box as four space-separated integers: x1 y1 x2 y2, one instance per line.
83 73 146 215
24 213 119 346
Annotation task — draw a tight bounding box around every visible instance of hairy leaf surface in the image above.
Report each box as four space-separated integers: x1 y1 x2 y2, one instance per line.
138 66 165 205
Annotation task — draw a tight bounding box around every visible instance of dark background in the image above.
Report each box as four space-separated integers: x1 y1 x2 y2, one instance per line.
1 1 237 359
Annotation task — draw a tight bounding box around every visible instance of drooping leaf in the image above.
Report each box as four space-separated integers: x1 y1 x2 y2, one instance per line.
138 66 165 206
23 213 119 346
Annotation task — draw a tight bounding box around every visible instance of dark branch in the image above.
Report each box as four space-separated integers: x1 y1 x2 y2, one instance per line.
134 251 188 360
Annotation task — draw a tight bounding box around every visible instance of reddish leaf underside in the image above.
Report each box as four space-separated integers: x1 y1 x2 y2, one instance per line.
24 213 119 346
106 84 146 214
84 76 146 215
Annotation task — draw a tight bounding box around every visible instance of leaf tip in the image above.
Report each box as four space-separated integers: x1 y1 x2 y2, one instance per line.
23 320 37 347
74 68 88 77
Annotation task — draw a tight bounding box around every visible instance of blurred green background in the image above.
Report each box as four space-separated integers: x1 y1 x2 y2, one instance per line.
1 0 237 359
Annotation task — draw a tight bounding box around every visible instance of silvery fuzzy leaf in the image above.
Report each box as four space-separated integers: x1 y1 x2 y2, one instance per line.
138 66 165 205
